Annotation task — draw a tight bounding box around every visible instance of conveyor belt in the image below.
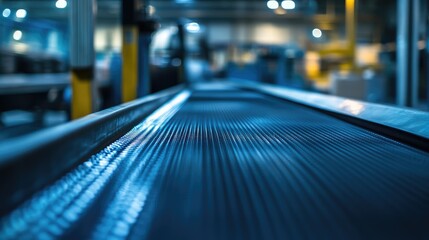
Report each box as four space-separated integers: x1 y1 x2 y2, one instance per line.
1 85 429 239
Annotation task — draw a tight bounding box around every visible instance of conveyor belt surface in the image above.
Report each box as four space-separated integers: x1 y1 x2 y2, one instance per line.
1 85 429 239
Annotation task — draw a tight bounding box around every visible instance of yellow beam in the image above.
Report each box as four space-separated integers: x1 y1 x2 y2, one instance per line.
318 47 350 56
71 69 93 119
122 26 139 103
346 0 356 66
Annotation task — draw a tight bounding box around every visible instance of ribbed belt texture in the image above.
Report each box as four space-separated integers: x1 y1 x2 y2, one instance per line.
1 86 429 239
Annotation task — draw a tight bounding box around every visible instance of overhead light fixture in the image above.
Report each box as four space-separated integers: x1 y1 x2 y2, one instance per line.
267 0 279 10
312 28 322 38
56 0 68 9
16 9 27 18
2 8 11 18
186 22 200 33
281 0 295 10
148 5 156 16
13 30 23 41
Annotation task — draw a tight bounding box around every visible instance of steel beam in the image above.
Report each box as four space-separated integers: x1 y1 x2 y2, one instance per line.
397 0 420 107
70 0 96 119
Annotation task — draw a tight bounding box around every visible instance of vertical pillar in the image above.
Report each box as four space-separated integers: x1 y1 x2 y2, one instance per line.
346 0 356 68
122 0 138 102
426 0 429 107
397 0 420 107
70 0 95 119
397 0 409 107
410 0 420 107
137 32 150 96
136 1 157 96
137 20 157 95
177 22 187 84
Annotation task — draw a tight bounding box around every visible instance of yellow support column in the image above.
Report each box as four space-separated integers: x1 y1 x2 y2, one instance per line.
122 26 139 103
71 69 93 119
346 0 356 68
70 0 95 119
121 0 140 103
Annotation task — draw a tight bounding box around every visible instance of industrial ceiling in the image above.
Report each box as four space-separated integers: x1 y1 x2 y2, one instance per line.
0 0 391 23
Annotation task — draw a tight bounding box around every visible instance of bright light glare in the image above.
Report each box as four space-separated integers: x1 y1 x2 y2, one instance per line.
56 0 68 9
267 0 279 10
16 9 27 18
340 100 365 115
186 22 200 33
148 5 155 16
2 8 11 18
13 30 23 41
312 28 322 38
281 0 295 10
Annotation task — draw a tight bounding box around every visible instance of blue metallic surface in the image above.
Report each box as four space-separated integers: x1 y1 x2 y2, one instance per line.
231 79 429 140
1 84 429 239
0 85 184 215
0 91 191 239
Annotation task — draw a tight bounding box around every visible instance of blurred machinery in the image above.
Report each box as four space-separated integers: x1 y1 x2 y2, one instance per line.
0 49 67 75
150 23 211 92
226 44 308 89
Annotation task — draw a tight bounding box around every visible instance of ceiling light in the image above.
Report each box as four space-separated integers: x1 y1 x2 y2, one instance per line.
2 8 11 18
281 0 295 10
56 0 68 9
16 9 27 18
148 5 155 16
267 0 279 10
312 28 322 38
186 22 200 33
13 30 23 41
